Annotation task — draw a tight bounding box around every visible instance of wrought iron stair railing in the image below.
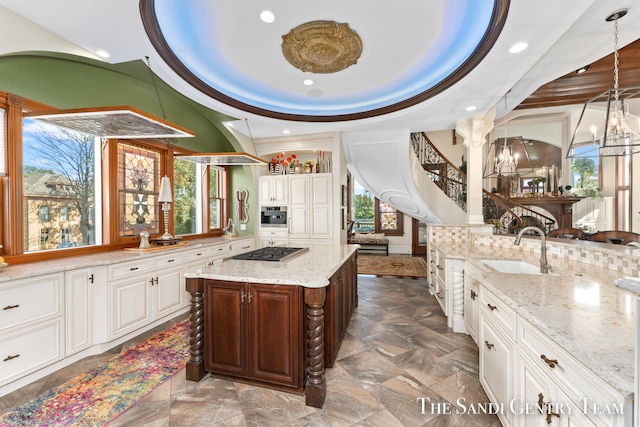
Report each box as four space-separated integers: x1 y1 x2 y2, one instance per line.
410 131 556 233
410 132 467 212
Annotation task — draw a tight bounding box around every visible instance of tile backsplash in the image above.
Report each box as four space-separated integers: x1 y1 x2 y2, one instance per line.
428 224 640 277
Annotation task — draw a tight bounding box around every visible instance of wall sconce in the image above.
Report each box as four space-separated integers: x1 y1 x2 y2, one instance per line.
158 175 173 240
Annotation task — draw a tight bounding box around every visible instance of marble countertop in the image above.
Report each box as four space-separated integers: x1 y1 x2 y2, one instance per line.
184 244 359 288
0 236 254 283
433 240 636 398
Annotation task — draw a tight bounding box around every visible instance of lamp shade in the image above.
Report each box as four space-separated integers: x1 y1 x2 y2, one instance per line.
158 176 173 203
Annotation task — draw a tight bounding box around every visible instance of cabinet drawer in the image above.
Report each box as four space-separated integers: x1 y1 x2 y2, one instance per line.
0 319 63 386
108 258 151 280
209 244 231 258
152 253 184 268
479 287 516 338
185 248 209 262
231 240 255 255
518 320 624 426
0 275 63 332
435 277 447 315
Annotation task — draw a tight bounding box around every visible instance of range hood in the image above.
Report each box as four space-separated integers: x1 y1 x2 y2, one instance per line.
175 152 267 166
25 106 195 139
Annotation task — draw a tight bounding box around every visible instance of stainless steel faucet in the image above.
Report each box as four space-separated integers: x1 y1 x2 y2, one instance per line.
514 226 552 274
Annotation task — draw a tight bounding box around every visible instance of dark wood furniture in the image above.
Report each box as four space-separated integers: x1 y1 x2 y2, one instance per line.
589 230 640 246
547 227 587 240
185 250 358 409
507 197 582 229
348 236 389 255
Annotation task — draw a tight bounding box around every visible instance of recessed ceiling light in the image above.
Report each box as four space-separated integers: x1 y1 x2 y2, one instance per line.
509 42 528 54
282 130 290 134
260 10 275 23
303 79 314 86
465 105 477 112
96 50 110 58
575 65 589 74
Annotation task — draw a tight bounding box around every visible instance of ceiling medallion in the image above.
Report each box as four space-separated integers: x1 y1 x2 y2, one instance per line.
281 20 362 74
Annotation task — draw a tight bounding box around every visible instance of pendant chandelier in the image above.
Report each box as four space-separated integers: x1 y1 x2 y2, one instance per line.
567 9 640 158
484 93 533 178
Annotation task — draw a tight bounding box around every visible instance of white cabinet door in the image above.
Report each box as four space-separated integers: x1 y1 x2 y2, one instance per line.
463 275 479 344
259 176 288 205
109 275 151 339
518 351 558 427
153 266 184 319
479 316 515 427
310 174 332 239
65 267 94 356
289 175 309 238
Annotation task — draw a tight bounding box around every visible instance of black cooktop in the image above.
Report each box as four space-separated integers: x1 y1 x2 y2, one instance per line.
230 246 309 262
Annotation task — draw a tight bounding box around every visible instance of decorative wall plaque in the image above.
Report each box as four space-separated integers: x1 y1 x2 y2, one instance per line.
281 21 362 74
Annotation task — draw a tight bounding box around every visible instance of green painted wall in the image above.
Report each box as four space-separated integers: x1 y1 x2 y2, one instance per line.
0 52 256 235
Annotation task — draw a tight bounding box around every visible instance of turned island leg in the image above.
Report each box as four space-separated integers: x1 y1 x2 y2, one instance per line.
304 287 327 408
186 277 206 381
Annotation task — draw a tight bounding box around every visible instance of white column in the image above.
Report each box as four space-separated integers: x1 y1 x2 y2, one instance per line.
456 113 495 224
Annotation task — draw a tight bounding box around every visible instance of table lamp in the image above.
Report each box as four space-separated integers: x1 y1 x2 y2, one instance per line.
158 175 173 240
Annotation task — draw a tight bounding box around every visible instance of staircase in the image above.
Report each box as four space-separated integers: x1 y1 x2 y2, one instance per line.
342 128 556 231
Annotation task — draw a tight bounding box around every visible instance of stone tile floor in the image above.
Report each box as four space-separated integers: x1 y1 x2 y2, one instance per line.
1 274 501 426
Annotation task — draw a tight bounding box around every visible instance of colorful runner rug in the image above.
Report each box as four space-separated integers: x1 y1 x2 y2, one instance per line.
0 321 190 427
357 255 428 278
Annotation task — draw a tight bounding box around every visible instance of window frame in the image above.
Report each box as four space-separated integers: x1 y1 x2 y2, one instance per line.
374 198 404 236
0 91 230 263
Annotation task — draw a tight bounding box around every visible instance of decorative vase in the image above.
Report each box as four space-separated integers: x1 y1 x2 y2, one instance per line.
294 165 303 174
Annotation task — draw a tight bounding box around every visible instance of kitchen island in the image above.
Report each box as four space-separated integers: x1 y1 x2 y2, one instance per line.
183 244 358 408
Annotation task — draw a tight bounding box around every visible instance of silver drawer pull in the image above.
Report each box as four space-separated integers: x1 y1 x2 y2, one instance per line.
130 267 139 271
540 354 558 368
487 303 497 311
484 341 494 350
3 304 20 310
3 354 20 362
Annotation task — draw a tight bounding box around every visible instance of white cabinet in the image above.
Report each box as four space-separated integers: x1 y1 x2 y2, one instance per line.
230 238 255 255
259 173 334 244
0 273 64 387
65 267 99 356
260 227 289 247
310 174 332 240
427 245 464 332
259 175 288 205
463 270 479 344
288 175 309 239
479 286 516 427
107 253 185 340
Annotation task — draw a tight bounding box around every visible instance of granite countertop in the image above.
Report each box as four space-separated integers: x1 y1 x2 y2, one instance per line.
0 236 254 283
184 243 359 288
433 240 636 399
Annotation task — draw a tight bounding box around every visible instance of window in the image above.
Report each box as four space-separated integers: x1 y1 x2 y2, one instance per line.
375 199 404 235
173 158 199 235
209 167 224 231
60 227 71 243
353 179 404 236
23 119 97 252
60 206 68 222
117 143 162 238
39 205 49 222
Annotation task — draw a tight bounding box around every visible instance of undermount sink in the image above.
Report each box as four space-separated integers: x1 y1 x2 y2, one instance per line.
480 259 542 275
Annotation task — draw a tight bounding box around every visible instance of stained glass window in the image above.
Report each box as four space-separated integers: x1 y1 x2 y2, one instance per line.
117 143 161 237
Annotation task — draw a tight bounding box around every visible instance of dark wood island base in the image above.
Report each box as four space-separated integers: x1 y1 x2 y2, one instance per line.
185 250 357 409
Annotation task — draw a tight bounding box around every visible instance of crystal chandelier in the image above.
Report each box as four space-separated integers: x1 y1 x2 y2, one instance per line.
568 9 640 158
491 93 519 176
